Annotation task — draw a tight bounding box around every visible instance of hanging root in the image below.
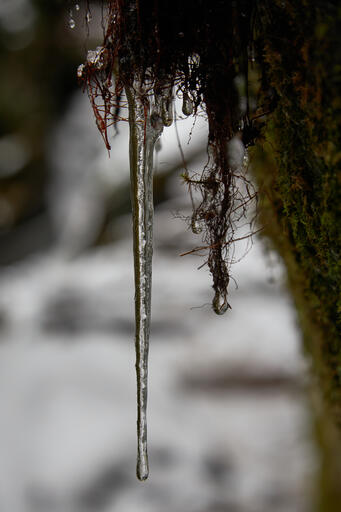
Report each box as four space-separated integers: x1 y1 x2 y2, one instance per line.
79 0 262 312
183 133 258 313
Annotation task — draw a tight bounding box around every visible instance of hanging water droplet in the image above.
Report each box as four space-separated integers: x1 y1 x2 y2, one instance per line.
182 92 193 116
191 212 202 234
86 46 108 70
161 89 173 127
69 9 76 29
87 49 97 64
212 291 230 315
75 3 80 11
77 63 85 78
242 149 249 170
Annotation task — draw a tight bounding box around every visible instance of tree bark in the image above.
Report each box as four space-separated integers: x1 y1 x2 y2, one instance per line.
252 1 341 507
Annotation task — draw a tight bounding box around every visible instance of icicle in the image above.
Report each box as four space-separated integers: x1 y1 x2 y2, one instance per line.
125 83 163 481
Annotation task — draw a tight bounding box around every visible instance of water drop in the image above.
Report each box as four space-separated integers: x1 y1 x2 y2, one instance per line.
191 212 202 234
212 291 230 315
86 46 107 70
182 93 193 116
161 89 173 127
69 9 76 29
242 149 249 170
75 3 80 10
77 63 85 78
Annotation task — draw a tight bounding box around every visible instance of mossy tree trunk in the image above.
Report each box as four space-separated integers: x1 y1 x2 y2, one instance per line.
252 1 341 508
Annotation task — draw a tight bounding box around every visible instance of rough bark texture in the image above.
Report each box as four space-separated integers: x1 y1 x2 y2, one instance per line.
251 1 341 508
254 0 340 419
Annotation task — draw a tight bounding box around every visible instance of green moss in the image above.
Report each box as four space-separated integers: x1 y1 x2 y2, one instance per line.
253 0 341 421
252 1 341 506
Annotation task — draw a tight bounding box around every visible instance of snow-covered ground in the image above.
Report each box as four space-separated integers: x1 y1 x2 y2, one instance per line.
0 92 317 512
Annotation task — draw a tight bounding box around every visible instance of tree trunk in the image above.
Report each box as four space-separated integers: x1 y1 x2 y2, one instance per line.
252 1 341 508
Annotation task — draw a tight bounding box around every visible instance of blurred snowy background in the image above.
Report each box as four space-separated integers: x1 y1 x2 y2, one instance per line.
0 2 318 512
